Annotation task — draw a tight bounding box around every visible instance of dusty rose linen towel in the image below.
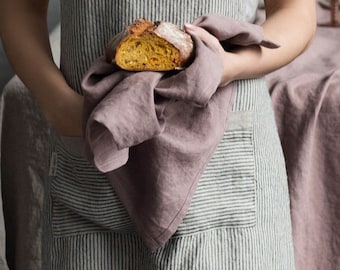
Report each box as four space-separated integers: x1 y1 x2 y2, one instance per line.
263 4 340 270
81 14 277 251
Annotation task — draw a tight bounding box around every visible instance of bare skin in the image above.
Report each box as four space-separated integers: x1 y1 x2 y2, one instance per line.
0 0 83 136
185 0 316 86
0 0 316 137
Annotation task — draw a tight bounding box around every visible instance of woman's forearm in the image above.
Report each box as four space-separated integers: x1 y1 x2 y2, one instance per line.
223 0 316 83
0 0 83 136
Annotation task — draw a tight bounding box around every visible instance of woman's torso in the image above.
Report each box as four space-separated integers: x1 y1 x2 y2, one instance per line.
59 0 259 93
48 1 295 268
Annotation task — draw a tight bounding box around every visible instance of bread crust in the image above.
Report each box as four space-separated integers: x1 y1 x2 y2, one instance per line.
105 19 194 71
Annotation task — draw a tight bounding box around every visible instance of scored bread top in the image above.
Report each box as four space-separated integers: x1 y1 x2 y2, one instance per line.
126 18 156 35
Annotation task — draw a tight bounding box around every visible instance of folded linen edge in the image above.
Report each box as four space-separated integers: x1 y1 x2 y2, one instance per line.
134 147 215 251
257 25 280 49
88 127 130 172
93 149 129 173
260 39 280 49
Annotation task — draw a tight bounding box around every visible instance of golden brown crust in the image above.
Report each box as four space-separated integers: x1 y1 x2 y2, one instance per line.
126 18 156 35
105 19 194 71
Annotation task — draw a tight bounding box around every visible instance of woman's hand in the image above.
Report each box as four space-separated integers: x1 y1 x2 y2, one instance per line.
185 0 316 86
184 23 262 87
42 87 84 137
184 23 237 87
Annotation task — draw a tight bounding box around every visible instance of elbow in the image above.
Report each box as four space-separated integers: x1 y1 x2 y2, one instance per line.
293 4 317 56
303 3 317 50
306 10 317 48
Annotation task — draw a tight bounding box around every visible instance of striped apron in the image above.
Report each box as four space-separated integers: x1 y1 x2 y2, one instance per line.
42 0 296 269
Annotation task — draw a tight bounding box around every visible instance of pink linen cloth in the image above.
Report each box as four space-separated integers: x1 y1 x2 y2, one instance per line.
81 14 277 251
264 4 340 270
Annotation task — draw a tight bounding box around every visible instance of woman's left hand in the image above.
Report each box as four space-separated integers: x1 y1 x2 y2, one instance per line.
184 23 240 87
185 0 317 87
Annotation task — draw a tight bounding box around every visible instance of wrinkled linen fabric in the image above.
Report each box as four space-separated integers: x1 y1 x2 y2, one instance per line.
270 71 340 270
264 5 340 270
81 14 277 251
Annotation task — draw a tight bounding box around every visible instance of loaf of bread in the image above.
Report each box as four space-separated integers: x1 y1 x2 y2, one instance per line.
105 18 194 71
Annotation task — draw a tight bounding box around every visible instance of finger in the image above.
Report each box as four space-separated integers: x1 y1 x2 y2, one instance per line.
184 23 222 52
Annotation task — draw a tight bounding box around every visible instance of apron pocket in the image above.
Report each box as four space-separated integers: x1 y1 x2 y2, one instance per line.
50 136 134 237
175 111 256 236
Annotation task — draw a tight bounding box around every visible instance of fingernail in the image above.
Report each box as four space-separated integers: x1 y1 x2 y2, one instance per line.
184 23 196 32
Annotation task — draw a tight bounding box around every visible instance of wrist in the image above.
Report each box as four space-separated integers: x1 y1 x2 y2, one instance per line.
220 51 241 86
42 86 84 137
220 45 263 86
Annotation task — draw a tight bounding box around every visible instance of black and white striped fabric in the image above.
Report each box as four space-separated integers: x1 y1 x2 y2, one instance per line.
42 0 296 269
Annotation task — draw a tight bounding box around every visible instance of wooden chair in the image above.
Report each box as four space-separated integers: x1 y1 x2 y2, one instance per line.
330 0 340 26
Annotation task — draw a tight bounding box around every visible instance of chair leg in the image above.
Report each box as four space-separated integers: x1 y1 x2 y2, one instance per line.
330 0 340 26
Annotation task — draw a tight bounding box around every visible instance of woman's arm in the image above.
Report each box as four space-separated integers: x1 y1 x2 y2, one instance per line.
0 0 83 136
185 0 317 86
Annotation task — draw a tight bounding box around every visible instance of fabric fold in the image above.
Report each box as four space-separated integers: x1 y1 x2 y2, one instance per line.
192 14 279 48
155 35 224 106
81 14 278 251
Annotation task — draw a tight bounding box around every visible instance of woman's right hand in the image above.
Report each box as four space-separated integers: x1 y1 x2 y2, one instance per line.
42 86 84 137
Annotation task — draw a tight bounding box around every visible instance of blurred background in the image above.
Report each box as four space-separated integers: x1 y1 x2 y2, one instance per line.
0 0 60 92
